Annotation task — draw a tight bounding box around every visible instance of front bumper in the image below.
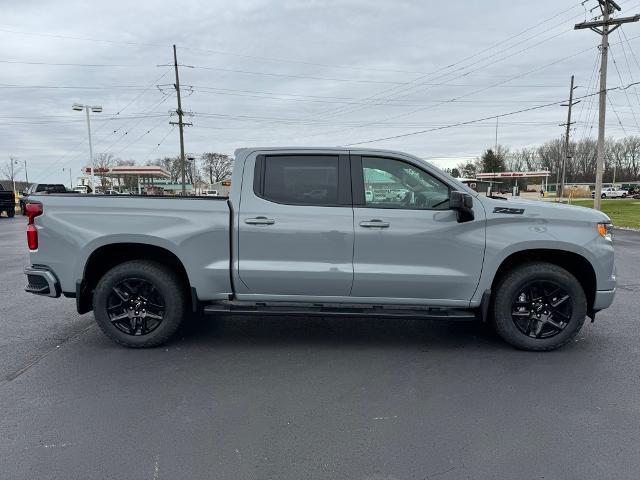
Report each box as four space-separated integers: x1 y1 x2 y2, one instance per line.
593 288 616 311
24 266 61 298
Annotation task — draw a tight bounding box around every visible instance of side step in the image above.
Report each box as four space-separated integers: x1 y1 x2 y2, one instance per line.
203 301 477 321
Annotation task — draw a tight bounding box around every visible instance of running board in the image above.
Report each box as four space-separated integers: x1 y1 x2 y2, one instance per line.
203 301 477 321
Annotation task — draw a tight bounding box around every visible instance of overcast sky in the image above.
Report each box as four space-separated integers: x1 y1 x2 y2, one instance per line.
2 0 640 184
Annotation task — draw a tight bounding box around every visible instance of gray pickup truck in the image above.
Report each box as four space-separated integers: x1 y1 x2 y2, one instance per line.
23 148 616 350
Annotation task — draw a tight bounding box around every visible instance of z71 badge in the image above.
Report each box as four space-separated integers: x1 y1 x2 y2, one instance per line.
493 207 525 214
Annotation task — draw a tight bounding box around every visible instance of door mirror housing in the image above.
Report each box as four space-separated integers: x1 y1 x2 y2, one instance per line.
449 190 474 223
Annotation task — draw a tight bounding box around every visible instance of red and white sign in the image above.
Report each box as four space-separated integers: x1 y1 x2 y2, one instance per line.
82 165 170 178
476 171 550 179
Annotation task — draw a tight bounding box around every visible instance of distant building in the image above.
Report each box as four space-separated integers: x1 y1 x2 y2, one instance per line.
147 180 195 195
207 178 232 197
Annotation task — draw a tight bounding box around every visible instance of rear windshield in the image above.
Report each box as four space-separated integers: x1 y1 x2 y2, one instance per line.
36 184 67 193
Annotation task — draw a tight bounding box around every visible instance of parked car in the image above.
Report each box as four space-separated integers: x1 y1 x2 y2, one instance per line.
19 183 71 215
73 185 90 194
591 187 628 199
202 189 219 197
23 147 616 351
0 184 16 217
104 189 123 195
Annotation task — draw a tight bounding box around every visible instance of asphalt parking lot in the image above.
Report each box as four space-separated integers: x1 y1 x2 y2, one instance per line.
1 215 640 480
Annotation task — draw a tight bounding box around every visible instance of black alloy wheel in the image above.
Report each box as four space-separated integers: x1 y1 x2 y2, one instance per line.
93 260 186 347
491 262 587 351
106 278 165 336
511 281 573 339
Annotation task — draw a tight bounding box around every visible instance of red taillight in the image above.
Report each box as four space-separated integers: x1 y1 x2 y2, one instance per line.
25 203 43 250
27 224 38 250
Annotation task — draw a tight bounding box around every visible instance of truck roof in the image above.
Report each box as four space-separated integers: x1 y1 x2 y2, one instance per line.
233 146 418 157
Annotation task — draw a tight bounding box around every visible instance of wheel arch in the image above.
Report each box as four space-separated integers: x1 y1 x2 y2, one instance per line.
77 242 193 314
489 249 597 314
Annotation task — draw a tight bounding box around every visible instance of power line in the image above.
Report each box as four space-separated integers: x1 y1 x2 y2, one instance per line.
610 46 640 132
187 84 571 106
35 70 172 180
0 59 155 67
339 82 640 147
608 95 630 135
147 125 176 156
575 50 601 139
292 43 601 143
112 115 169 157
0 27 428 75
574 0 640 210
616 27 640 105
308 5 590 121
182 65 410 85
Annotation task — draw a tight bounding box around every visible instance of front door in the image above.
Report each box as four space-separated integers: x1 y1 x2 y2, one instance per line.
237 152 354 297
350 155 485 304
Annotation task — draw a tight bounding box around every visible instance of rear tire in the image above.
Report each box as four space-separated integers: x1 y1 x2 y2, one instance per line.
491 262 587 351
93 260 186 348
7 209 15 218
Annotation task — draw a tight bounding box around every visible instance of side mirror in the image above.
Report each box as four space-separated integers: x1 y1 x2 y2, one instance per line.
450 190 474 223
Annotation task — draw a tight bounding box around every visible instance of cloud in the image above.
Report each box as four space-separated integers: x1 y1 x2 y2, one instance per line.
0 0 635 183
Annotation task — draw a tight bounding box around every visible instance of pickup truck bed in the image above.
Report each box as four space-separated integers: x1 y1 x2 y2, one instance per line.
22 147 617 351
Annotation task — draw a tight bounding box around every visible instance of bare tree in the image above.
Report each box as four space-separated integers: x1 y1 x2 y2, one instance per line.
456 160 478 178
93 152 117 189
201 153 233 184
0 157 24 190
153 156 181 183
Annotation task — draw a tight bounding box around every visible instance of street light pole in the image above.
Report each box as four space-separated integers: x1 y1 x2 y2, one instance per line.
11 159 16 193
85 106 95 194
72 103 102 194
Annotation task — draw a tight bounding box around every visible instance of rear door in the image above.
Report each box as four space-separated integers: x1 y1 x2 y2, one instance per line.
350 154 485 305
237 152 354 297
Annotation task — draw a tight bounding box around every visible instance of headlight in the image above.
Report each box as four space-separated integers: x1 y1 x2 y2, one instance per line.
597 222 613 241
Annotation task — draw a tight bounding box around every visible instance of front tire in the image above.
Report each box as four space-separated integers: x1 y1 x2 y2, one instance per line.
93 260 186 348
491 262 587 351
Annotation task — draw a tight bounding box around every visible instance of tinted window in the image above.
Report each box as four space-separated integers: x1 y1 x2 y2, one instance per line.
262 155 339 206
362 157 450 210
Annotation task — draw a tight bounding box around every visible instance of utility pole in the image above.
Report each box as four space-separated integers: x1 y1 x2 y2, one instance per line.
575 0 640 210
170 45 192 196
559 75 580 201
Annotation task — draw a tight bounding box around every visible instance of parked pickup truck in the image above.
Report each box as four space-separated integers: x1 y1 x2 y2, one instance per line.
19 183 71 215
591 187 628 199
23 148 616 351
0 184 16 217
